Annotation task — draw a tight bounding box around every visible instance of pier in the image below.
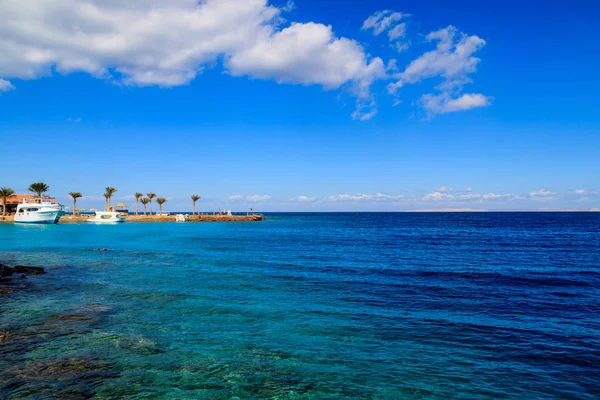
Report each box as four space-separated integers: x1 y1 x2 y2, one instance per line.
0 214 263 224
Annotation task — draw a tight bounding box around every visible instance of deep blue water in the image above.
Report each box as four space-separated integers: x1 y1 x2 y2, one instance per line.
1 212 599 399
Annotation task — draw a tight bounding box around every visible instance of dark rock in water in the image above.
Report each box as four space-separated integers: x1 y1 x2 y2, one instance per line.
2 356 119 399
56 314 101 324
1 265 14 277
13 265 46 275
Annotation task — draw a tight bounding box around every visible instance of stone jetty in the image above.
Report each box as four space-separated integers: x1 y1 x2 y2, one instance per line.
0 214 263 224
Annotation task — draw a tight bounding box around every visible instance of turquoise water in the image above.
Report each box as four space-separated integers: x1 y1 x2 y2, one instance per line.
1 213 599 399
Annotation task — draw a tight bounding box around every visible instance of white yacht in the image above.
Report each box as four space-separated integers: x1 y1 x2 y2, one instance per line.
88 211 126 224
14 198 64 224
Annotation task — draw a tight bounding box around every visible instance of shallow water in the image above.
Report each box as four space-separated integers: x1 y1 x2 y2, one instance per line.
1 213 599 399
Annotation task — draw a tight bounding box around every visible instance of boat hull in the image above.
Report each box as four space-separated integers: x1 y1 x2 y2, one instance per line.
88 219 126 224
87 211 126 223
14 211 62 224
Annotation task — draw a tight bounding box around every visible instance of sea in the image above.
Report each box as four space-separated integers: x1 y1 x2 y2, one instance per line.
0 212 599 399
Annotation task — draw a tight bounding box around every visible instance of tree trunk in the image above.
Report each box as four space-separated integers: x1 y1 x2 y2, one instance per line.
73 199 76 216
192 201 195 216
159 204 163 214
149 202 153 216
136 200 139 216
2 199 5 216
143 204 147 216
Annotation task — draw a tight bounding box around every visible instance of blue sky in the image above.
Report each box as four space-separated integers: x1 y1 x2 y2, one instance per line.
1 0 599 211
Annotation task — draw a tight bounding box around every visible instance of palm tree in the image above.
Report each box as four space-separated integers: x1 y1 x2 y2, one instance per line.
156 197 167 215
191 194 201 216
140 197 150 216
146 193 157 215
69 192 82 215
28 182 50 199
104 187 118 211
134 192 144 216
0 187 15 216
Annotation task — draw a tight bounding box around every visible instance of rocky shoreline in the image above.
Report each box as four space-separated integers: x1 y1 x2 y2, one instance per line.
1 264 123 398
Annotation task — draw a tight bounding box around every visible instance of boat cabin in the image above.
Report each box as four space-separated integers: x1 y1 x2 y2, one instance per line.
1 194 59 214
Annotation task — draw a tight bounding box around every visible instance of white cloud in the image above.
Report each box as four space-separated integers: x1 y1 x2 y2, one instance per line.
422 191 452 201
362 10 405 36
529 188 556 197
325 193 404 202
281 1 295 13
399 26 484 85
389 25 490 115
291 196 317 202
411 208 486 212
0 0 383 119
388 23 407 41
575 189 586 194
0 78 15 92
464 187 473 192
422 189 518 202
250 195 272 202
362 10 410 52
246 195 271 202
229 194 271 202
529 188 557 202
394 42 410 53
456 193 481 200
421 92 492 114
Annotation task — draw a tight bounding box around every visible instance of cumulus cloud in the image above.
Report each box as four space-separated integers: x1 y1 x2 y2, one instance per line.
575 189 586 194
0 0 384 119
436 186 453 193
0 78 15 93
228 21 386 120
389 25 491 115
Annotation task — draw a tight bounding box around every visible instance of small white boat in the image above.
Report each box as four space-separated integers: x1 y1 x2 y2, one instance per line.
15 198 64 224
175 214 188 222
88 211 126 224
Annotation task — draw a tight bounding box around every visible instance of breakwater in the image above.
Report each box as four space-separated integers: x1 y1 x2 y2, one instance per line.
0 214 263 223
